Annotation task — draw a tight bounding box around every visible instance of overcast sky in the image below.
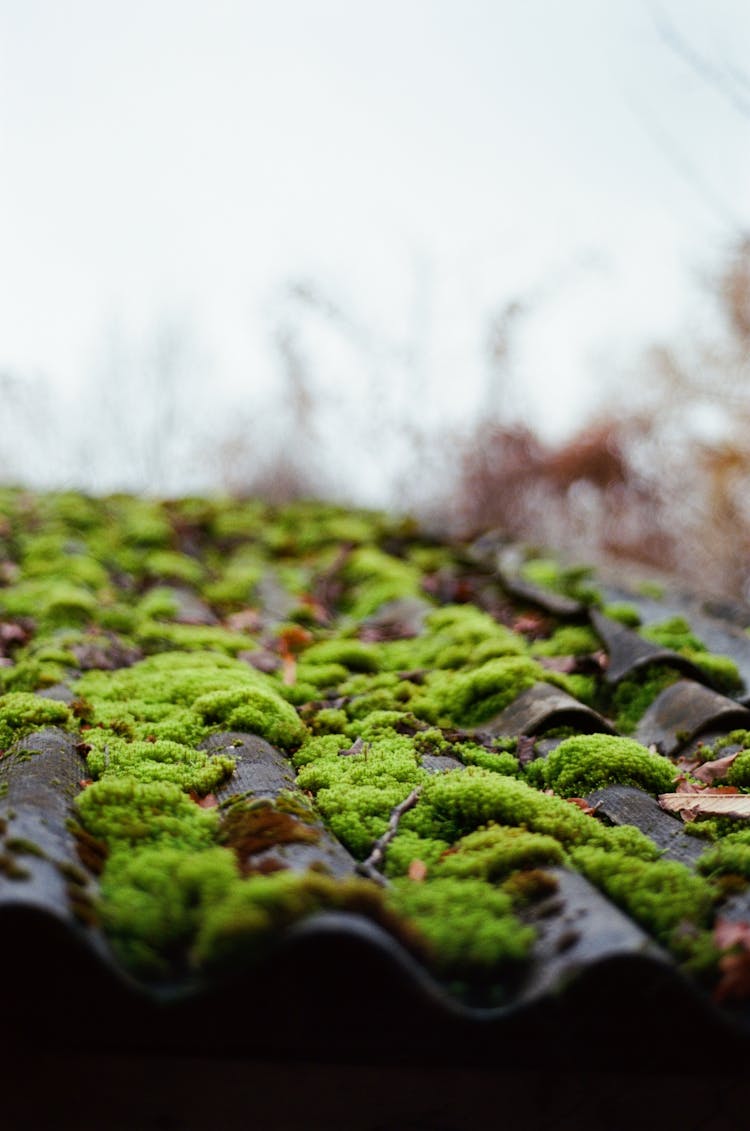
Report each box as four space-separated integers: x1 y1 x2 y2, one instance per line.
1 0 749 495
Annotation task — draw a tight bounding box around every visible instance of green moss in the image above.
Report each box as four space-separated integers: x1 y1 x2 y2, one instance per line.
386 877 535 974
601 603 641 627
0 692 71 749
519 557 600 604
403 767 660 859
142 551 205 586
302 639 381 672
85 737 235 793
193 685 307 750
640 617 742 693
570 845 715 946
99 845 239 975
0 579 96 628
532 626 600 657
610 664 680 734
530 734 675 798
697 830 750 880
411 656 550 727
75 777 220 852
433 824 565 880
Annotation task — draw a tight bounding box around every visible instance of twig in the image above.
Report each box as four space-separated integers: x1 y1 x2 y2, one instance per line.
356 786 423 886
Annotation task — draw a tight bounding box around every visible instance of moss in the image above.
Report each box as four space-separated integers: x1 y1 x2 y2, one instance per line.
75 777 219 852
193 870 405 973
302 639 381 672
697 831 750 880
532 626 601 657
383 830 452 877
433 824 565 881
530 734 675 798
411 656 551 727
640 617 742 693
725 752 750 788
609 664 681 734
519 557 600 604
341 546 424 619
570 845 715 946
99 845 239 976
193 685 307 750
386 877 535 975
0 579 97 629
403 766 660 859
142 550 205 586
0 691 71 749
601 603 641 627
84 737 235 794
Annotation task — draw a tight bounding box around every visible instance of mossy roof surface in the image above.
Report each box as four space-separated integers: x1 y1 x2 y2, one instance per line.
3 489 750 1023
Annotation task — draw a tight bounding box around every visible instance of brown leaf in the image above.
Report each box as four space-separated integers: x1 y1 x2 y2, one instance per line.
715 952 750 1003
659 792 750 821
693 751 741 785
674 776 704 795
408 859 428 881
566 797 601 817
714 917 750 952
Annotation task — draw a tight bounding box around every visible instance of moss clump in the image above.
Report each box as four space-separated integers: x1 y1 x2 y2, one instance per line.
302 639 380 672
640 617 742 693
403 767 659 860
519 558 600 604
570 845 715 945
84 737 235 794
0 692 71 750
433 824 565 881
75 777 219 852
412 657 549 727
341 547 424 620
296 732 426 858
193 686 307 750
601 603 641 627
99 845 239 975
386 877 535 975
609 665 680 734
532 626 600 657
529 734 675 798
697 830 750 879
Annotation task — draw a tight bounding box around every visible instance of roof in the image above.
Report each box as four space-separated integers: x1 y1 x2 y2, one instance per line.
3 490 750 1066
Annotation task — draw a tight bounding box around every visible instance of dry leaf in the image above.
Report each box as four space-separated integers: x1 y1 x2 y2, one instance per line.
566 797 601 817
659 792 750 821
714 918 750 952
715 952 750 1003
693 751 740 785
408 859 428 881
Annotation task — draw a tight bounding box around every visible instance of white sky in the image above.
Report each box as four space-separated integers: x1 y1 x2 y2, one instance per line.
1 0 749 496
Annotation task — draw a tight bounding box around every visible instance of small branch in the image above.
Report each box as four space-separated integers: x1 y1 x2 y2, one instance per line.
356 786 423 886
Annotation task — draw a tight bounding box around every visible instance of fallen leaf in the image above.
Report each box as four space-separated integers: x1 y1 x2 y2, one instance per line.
693 751 741 785
659 792 750 821
715 952 750 1003
408 859 428 881
714 918 750 952
674 776 704 794
566 797 601 817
